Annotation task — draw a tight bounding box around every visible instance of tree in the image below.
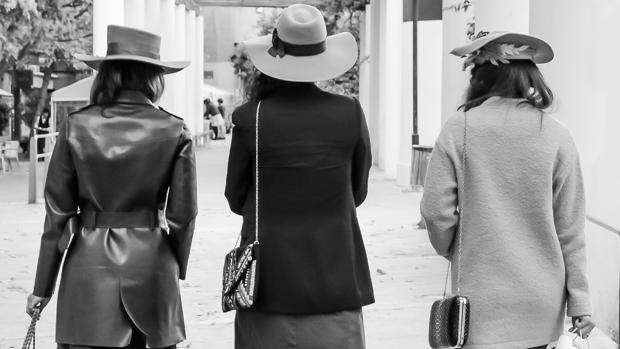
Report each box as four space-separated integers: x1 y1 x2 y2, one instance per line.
0 0 92 139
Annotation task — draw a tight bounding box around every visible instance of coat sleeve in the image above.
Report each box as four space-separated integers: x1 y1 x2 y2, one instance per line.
420 115 462 257
33 120 78 297
351 98 372 207
165 124 197 280
552 142 591 317
225 109 251 215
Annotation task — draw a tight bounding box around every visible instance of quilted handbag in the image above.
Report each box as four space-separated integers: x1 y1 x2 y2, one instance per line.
222 101 262 312
428 112 471 348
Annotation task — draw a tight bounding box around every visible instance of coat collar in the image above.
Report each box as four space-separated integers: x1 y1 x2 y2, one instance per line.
115 90 155 107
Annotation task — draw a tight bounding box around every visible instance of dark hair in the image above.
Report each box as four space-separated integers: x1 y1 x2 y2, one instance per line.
247 71 313 102
217 98 223 104
90 60 165 105
460 60 553 112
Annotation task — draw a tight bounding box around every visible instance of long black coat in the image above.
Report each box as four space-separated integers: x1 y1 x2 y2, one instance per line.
225 83 374 314
33 91 197 348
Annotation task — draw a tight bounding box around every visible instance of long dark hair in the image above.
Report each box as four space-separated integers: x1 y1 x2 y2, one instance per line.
460 60 554 111
90 60 165 105
246 71 312 102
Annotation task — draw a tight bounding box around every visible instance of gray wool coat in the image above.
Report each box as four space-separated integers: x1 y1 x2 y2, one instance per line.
421 97 591 349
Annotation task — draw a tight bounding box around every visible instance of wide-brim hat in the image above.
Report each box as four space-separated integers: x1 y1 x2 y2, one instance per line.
451 31 554 64
243 4 358 82
74 25 189 74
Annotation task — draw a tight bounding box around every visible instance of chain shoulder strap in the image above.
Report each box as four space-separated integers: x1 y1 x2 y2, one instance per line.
442 112 467 297
254 100 262 244
455 111 467 293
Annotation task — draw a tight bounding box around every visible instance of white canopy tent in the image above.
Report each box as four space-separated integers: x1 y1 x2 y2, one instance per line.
0 88 12 97
51 76 94 102
50 76 94 132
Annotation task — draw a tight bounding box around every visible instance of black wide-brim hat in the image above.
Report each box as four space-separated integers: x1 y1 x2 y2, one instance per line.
74 25 190 74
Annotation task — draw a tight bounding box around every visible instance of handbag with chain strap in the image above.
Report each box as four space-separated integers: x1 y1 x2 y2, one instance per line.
221 101 262 312
428 112 471 349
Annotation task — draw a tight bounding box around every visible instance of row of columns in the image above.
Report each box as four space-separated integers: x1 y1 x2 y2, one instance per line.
92 0 205 136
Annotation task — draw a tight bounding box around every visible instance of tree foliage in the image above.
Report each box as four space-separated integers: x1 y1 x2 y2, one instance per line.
0 0 92 138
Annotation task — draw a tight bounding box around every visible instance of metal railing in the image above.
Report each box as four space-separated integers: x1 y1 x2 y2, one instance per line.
28 132 58 204
586 215 620 236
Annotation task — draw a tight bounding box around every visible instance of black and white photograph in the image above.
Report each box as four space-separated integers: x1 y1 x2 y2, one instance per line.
0 0 618 348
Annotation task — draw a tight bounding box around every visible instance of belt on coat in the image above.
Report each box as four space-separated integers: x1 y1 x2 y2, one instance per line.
57 210 161 253
81 210 160 228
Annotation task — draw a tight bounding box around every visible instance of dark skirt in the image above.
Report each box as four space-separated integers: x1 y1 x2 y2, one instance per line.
235 308 365 349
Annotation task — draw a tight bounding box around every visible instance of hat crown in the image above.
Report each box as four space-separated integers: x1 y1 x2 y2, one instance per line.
276 4 327 45
107 25 161 59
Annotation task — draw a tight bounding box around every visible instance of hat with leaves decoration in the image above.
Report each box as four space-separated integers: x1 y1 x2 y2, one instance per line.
451 31 554 71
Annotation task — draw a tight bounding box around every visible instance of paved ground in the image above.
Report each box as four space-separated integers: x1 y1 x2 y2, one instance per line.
0 139 616 348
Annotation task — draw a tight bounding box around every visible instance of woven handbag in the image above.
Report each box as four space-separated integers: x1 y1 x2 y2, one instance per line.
222 101 262 312
22 310 39 349
428 112 471 349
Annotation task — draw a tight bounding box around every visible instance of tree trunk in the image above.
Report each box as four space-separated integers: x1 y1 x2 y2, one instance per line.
0 59 11 87
30 62 54 140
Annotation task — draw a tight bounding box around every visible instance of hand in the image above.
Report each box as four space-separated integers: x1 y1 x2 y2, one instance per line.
26 294 50 319
570 315 596 339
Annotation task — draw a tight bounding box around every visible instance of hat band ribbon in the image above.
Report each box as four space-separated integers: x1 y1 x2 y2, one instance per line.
268 29 326 58
107 43 160 60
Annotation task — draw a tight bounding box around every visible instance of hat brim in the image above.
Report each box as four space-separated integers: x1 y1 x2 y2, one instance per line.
74 53 190 74
243 32 358 82
450 32 554 64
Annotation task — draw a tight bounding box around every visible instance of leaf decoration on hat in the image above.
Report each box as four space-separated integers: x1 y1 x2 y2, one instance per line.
462 43 530 71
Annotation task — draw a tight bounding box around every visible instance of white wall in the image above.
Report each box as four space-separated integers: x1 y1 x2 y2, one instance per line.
529 0 620 336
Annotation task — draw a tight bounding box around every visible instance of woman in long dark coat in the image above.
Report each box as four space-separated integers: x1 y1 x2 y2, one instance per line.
225 4 374 349
25 25 197 349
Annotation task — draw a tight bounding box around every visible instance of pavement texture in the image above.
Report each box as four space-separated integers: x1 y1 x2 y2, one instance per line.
0 139 616 349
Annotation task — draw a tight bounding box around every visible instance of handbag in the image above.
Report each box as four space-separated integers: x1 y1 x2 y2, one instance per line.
222 101 262 312
428 112 471 349
22 309 39 349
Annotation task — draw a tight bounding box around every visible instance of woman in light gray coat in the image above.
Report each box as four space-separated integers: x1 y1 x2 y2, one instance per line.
421 32 595 349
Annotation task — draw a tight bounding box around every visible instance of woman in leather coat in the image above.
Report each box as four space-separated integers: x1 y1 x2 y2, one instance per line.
25 25 197 349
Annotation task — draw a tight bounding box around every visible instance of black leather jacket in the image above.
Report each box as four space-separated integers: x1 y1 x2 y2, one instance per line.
32 90 197 347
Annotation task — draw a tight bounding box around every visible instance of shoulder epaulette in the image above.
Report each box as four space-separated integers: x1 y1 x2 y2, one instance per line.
158 106 184 120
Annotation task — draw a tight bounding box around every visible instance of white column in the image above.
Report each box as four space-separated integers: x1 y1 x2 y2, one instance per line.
417 20 443 146
441 0 473 121
367 2 381 164
376 0 403 178
144 0 161 34
195 15 205 134
397 21 414 186
185 9 197 135
357 11 371 121
158 0 175 111
173 4 187 121
93 0 124 56
475 0 529 33
124 0 145 29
